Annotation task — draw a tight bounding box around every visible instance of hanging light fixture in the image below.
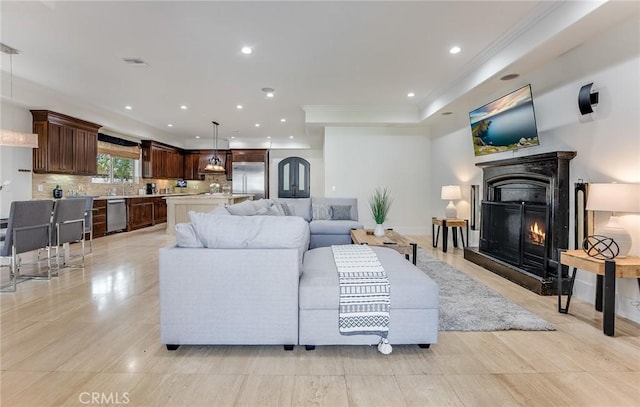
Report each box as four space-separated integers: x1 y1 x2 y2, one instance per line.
204 121 225 172
0 43 38 148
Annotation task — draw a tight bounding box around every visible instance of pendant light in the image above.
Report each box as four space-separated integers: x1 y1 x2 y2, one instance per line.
204 121 225 173
0 43 38 148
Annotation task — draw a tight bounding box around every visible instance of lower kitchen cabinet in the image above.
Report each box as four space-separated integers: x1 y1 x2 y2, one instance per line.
153 197 167 224
127 197 154 231
92 199 107 238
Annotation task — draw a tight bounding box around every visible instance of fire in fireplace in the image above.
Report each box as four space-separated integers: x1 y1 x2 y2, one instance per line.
529 222 545 246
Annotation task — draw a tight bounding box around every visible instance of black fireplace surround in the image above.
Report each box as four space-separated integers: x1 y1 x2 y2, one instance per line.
464 151 576 295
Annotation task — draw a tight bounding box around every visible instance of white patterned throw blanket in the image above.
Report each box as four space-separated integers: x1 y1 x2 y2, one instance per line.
331 244 390 339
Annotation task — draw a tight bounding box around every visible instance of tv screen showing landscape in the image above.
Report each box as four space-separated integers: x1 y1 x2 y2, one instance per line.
469 84 540 156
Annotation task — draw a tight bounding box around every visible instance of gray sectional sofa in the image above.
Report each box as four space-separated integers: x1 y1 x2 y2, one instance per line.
159 202 439 351
212 197 364 249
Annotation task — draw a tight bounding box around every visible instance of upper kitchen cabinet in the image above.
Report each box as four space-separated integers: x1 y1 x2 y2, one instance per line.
31 110 101 175
231 149 268 163
183 151 202 180
141 140 184 179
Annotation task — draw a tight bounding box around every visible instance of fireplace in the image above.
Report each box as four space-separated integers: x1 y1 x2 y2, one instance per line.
464 151 576 295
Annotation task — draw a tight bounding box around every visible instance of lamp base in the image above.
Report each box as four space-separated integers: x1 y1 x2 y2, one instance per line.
445 201 457 219
599 216 632 257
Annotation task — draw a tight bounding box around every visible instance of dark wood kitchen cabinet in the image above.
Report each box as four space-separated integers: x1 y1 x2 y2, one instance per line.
231 149 268 163
142 141 184 179
127 197 154 231
183 151 202 180
92 199 107 238
153 197 167 224
31 110 100 175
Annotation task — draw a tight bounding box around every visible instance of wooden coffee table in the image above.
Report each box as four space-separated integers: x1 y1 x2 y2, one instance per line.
350 228 417 265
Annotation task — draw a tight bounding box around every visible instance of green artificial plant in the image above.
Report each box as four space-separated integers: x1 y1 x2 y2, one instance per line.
369 187 393 224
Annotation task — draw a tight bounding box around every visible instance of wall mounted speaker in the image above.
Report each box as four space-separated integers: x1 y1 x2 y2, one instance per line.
578 82 599 115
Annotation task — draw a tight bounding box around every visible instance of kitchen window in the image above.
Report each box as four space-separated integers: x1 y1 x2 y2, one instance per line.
92 153 138 184
91 136 141 184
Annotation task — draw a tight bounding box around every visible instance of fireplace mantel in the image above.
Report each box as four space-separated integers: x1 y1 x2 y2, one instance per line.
465 151 577 295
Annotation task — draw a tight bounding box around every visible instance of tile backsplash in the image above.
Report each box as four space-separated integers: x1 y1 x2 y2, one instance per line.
32 174 230 199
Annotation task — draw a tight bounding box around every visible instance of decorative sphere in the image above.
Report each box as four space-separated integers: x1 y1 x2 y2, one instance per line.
582 235 619 260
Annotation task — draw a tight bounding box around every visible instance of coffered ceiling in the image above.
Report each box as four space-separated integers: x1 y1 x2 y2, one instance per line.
1 1 638 149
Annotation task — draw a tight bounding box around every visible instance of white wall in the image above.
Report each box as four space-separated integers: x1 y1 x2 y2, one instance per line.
324 127 431 235
0 102 34 218
268 148 324 199
429 34 640 322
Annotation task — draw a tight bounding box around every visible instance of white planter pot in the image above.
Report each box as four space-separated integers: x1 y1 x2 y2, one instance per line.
374 224 385 237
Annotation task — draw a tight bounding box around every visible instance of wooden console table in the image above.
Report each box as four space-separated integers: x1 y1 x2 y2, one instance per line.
432 217 468 253
559 249 640 336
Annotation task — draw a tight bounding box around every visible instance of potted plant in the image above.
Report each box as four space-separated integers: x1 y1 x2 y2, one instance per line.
369 187 393 237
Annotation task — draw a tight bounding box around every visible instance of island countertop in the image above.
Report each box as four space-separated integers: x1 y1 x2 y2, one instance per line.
165 193 254 234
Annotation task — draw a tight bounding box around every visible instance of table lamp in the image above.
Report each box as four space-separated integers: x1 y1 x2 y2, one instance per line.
586 183 640 257
441 185 462 219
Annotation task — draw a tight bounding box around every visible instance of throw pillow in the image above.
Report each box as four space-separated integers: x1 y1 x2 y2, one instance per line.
255 205 281 216
331 205 352 220
280 202 294 216
271 201 288 216
312 204 332 220
227 199 258 216
174 223 204 248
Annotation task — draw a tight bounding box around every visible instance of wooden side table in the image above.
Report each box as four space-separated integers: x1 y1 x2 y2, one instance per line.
559 249 640 336
431 217 468 253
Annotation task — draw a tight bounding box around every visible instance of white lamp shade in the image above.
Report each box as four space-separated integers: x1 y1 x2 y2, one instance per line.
441 185 462 201
586 183 640 213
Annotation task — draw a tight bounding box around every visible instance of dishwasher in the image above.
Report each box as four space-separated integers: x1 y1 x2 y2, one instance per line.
106 199 127 233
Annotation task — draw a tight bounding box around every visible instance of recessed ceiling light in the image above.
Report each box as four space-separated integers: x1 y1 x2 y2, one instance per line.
167 124 173 127
231 136 235 139
236 104 243 109
449 46 461 54
407 92 415 98
500 73 520 81
280 118 286 122
241 46 253 55
180 105 188 110
195 136 200 139
125 105 132 110
289 136 294 139
266 92 274 98
255 123 260 127
267 136 271 139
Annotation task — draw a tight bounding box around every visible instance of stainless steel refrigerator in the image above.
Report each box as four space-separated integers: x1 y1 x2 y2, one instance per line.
232 162 266 199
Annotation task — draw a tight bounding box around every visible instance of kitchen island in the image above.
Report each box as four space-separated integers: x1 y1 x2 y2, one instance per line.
165 194 254 234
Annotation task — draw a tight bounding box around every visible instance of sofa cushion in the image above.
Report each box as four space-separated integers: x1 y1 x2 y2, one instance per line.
175 223 204 248
312 197 358 221
188 212 309 251
255 205 281 216
301 246 438 310
309 220 363 235
330 205 352 220
312 204 332 220
275 198 312 221
226 199 258 216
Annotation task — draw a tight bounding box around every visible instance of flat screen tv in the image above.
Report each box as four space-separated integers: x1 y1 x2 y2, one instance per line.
469 84 540 156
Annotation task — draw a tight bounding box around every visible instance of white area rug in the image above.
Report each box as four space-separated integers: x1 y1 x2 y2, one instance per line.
416 249 555 331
